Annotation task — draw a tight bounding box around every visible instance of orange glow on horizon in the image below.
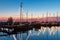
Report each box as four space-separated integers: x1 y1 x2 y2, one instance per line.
0 15 41 20
0 15 59 22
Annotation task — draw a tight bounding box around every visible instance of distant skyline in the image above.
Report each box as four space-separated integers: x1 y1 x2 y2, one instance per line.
0 0 60 21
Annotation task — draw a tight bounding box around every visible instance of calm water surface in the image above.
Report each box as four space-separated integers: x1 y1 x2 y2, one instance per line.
0 26 60 40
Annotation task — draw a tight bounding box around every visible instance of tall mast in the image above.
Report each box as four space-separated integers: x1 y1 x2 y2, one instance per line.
53 13 55 22
20 2 23 22
26 10 28 22
46 12 48 22
38 16 40 22
57 12 58 22
42 14 44 22
31 13 33 22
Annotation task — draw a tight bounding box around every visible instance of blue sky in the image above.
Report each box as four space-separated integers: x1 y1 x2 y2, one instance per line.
0 0 60 18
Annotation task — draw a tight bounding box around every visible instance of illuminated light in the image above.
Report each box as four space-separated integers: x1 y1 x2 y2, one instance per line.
19 23 25 26
29 22 32 25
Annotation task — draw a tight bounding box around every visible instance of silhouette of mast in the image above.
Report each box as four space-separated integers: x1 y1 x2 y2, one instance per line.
46 12 48 22
57 12 58 22
26 10 28 22
53 13 55 22
20 2 23 22
42 14 44 22
31 13 33 22
38 16 40 22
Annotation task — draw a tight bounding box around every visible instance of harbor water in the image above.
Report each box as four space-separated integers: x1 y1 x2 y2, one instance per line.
0 26 60 40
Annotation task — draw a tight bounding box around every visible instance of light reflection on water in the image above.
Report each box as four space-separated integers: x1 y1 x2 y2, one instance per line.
0 26 60 40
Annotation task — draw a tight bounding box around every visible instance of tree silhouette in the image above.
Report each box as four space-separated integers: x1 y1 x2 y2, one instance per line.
7 17 13 25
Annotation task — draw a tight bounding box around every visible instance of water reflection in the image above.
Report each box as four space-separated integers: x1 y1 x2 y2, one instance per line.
29 27 58 36
0 26 60 40
13 35 17 40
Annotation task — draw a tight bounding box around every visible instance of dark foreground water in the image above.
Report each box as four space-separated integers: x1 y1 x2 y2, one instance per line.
0 26 60 40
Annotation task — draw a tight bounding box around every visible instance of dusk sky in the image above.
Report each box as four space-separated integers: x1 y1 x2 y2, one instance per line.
0 0 60 20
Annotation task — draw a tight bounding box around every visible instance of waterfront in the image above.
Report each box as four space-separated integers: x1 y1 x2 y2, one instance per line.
0 26 60 40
